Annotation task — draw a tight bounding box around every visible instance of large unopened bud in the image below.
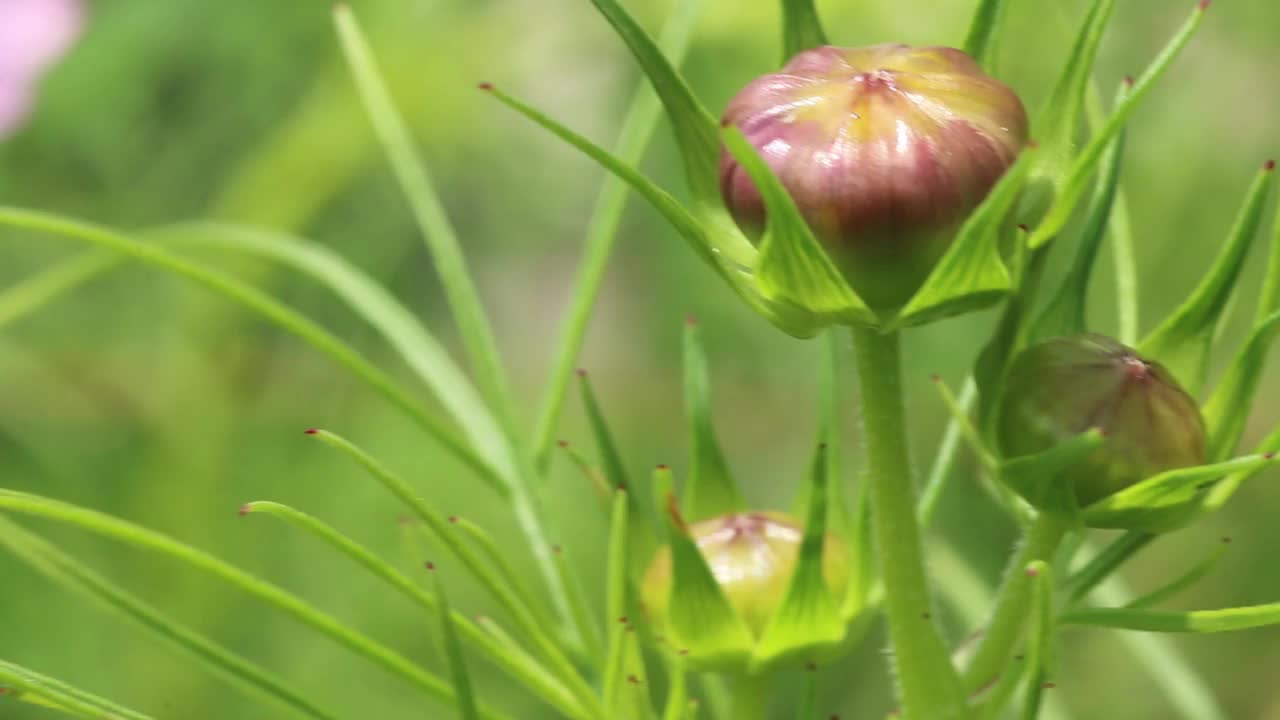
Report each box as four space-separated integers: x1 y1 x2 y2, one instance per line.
641 511 849 653
720 44 1028 310
996 334 1208 507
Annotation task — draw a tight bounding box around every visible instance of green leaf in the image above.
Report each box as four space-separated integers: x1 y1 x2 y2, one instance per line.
1062 603 1280 633
1140 162 1276 393
532 0 707 471
963 0 1013 71
1081 454 1278 532
0 495 475 716
1029 1 1209 249
0 251 118 331
751 445 845 671
681 320 743 520
0 207 498 489
918 377 978 527
721 125 876 332
1125 539 1230 610
0 656 152 720
891 147 1035 329
1019 561 1055 720
304 430 602 718
159 222 512 489
1257 170 1280 320
1029 79 1130 343
929 376 998 473
1201 422 1280 512
1064 531 1155 606
1203 309 1280 461
780 0 828 59
999 429 1103 516
334 6 512 427
238 503 587 719
551 544 605 663
660 489 757 669
587 0 722 207
428 566 481 720
1025 0 1117 227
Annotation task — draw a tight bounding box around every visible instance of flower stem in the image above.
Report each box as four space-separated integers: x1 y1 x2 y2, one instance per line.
961 512 1070 694
850 328 968 720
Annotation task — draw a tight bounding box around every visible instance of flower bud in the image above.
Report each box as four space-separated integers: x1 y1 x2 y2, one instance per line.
995 334 1208 507
640 511 849 669
720 44 1028 310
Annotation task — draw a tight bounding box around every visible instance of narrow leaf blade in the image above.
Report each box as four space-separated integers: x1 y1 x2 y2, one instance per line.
682 320 743 520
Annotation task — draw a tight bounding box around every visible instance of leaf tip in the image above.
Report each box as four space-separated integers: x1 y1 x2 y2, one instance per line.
1123 75 1135 87
425 561 436 571
685 313 700 326
1221 535 1233 544
1197 0 1211 11
477 81 494 91
576 367 589 378
303 428 319 435
1265 159 1276 172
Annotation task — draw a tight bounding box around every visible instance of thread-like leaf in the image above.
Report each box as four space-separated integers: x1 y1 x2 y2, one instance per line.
0 208 497 488
892 147 1035 329
1202 422 1280 512
930 376 999 473
427 566 481 720
1064 532 1155 605
0 495 477 716
721 125 876 332
334 6 511 426
532 0 706 471
1062 603 1280 633
1029 1 1209 249
681 320 743 520
0 656 152 720
1000 429 1103 516
963 0 1013 71
1019 561 1055 720
0 251 118 331
1125 540 1230 610
780 0 828 59
1203 309 1280 461
1030 79 1130 343
1140 162 1275 393
587 0 721 207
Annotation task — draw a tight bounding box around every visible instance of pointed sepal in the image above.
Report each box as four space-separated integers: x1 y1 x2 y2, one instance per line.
682 319 745 520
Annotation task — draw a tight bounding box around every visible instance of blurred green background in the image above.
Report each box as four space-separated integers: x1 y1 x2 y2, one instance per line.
1 0 1278 718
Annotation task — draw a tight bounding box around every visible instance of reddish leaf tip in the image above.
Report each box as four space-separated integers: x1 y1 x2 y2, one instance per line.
447 515 459 524
576 368 588 378
805 661 817 671
1027 139 1040 150
618 616 629 623
1221 536 1233 544
237 504 251 517
656 463 669 470
930 373 942 383
477 82 494 91
304 428 318 435
685 314 700 326
557 439 569 448
1017 223 1030 232
1265 452 1276 460
1025 565 1040 577
1123 75 1135 87
425 561 436 570
1198 0 1210 10
1042 681 1057 689
1265 159 1276 171
553 545 563 554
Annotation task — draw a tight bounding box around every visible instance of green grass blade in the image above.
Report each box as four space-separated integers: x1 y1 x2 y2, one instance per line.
0 516 337 720
305 430 604 719
780 0 828 59
0 657 152 720
0 207 497 489
333 6 512 425
963 0 1013 70
531 0 705 472
0 491 489 717
1062 603 1280 633
0 251 118 331
587 0 722 207
426 565 481 720
160 222 511 489
1029 1 1209 249
1140 161 1276 393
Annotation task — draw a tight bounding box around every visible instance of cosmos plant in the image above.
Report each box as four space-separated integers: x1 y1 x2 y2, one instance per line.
3 0 1280 719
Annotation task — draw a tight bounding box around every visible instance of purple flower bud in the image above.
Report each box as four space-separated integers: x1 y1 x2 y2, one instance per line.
641 511 849 638
996 334 1208 507
0 0 84 137
720 44 1028 310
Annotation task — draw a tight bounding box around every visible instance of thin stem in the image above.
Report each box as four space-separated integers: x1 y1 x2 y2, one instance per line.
961 512 1070 694
850 328 968 720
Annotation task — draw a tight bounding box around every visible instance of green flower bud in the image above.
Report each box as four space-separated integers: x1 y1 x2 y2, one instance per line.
640 511 850 670
720 44 1029 311
996 334 1208 507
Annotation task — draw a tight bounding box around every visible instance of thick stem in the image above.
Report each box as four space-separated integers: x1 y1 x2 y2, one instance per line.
961 512 1069 694
851 328 968 720
727 673 770 720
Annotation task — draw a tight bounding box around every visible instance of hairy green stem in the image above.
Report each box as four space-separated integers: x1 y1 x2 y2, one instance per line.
962 512 1070 694
850 328 968 720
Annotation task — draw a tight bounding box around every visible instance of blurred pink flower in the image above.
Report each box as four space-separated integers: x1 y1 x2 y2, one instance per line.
0 0 84 136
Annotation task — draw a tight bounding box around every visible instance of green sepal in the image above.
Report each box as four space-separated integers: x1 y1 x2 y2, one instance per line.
1020 0 1117 228
682 320 745 521
962 0 1013 72
659 489 758 670
1029 80 1129 343
1080 454 1278 533
1140 162 1275 393
1202 309 1280 461
588 0 722 208
750 445 846 672
1028 1 1208 249
721 125 878 333
890 147 1035 330
780 0 828 59
999 428 1103 516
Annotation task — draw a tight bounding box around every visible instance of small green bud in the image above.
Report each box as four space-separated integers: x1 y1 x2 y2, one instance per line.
640 511 849 669
720 44 1028 311
996 334 1208 507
